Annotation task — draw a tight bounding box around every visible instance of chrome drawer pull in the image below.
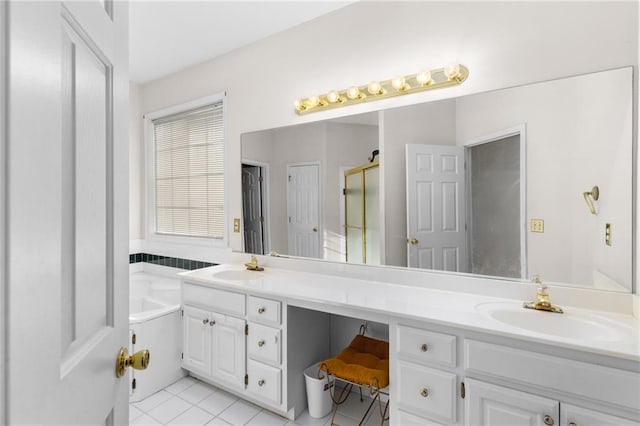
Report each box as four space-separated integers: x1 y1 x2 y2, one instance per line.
258 340 265 347
258 379 265 387
420 344 428 352
568 423 576 426
258 307 265 314
543 415 554 426
420 388 429 398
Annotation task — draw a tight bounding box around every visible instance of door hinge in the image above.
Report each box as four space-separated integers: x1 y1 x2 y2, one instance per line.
244 374 249 386
260 216 264 223
245 324 249 335
342 188 346 196
288 217 291 223
288 175 292 182
181 352 184 360
258 176 264 182
181 309 184 317
132 334 136 345
460 381 465 399
132 378 137 390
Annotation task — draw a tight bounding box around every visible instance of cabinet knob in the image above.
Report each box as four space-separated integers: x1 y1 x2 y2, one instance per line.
258 340 265 347
258 307 265 314
202 319 209 325
209 321 215 326
258 379 265 387
543 415 554 426
568 423 577 426
420 388 429 398
420 343 428 352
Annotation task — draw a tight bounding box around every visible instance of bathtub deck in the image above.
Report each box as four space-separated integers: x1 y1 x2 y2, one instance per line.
130 376 388 426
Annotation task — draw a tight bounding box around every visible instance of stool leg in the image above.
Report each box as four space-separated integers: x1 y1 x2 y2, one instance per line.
358 392 379 426
329 383 353 426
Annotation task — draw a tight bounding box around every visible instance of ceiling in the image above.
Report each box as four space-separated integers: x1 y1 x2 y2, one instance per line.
129 1 353 83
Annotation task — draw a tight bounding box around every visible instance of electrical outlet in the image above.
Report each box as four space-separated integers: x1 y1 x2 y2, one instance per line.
233 218 241 233
531 219 544 233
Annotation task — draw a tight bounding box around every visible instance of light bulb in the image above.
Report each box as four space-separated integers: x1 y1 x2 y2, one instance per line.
346 86 361 100
391 76 407 91
416 70 432 86
308 95 320 107
444 64 461 80
367 81 383 95
293 99 305 111
327 90 341 103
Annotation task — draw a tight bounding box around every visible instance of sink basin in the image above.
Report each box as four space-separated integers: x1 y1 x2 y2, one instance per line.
476 302 635 342
212 269 263 282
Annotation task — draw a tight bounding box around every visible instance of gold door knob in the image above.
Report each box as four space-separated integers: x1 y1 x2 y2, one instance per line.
115 347 150 378
258 307 265 314
420 388 429 397
409 238 418 245
543 415 554 426
258 379 265 387
258 340 265 347
420 343 428 352
312 227 318 233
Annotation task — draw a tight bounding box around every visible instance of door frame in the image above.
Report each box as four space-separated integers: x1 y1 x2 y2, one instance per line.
241 159 270 254
286 161 322 257
463 124 528 278
0 0 7 421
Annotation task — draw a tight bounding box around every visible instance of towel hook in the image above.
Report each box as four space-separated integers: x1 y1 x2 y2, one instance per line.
583 185 599 215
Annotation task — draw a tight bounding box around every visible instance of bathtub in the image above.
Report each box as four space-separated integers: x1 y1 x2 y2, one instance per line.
129 271 186 402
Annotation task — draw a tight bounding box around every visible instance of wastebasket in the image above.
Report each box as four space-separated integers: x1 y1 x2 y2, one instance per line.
304 364 335 418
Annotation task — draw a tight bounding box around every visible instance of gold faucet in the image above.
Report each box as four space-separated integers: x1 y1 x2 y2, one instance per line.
244 256 264 271
523 277 563 313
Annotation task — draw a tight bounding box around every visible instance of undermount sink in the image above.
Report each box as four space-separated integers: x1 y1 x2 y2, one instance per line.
475 302 635 342
212 269 263 282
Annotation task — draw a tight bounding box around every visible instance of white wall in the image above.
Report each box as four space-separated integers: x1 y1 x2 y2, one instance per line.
129 83 143 240
131 1 638 289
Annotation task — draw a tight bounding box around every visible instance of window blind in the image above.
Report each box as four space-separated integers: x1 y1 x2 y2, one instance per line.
153 102 224 239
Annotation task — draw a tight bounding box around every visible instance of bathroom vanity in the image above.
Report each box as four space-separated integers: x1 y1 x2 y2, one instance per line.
179 261 640 425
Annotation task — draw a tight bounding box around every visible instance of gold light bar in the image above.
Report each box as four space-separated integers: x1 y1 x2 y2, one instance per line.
294 64 469 115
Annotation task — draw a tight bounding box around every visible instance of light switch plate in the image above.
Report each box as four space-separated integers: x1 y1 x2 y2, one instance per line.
233 218 241 233
531 219 544 233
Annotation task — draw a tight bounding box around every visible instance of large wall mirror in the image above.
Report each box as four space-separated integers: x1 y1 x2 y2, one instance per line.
241 67 633 293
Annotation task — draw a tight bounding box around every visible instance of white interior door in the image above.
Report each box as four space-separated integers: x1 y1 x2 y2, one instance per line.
287 163 321 258
5 1 129 424
406 144 467 272
242 164 265 254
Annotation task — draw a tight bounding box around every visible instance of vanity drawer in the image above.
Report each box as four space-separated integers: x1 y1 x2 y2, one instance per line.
396 324 456 368
397 361 457 422
247 296 281 326
247 359 282 406
247 322 281 366
183 283 245 317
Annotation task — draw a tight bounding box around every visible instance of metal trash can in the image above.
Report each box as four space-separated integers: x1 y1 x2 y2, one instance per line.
304 364 334 418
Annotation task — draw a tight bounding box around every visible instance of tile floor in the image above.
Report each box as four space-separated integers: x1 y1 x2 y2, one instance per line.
130 376 389 426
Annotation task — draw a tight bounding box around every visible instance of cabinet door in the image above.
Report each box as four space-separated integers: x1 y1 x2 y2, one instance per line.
561 403 640 426
211 313 246 388
465 379 559 426
182 305 212 375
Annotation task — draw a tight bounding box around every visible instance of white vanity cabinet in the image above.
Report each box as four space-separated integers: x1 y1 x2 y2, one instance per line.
390 319 640 426
182 285 246 390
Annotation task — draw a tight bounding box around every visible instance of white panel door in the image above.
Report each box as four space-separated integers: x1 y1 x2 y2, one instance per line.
242 165 265 254
183 306 212 376
560 403 640 426
287 163 321 258
211 313 246 388
465 379 559 426
406 144 467 272
5 1 129 424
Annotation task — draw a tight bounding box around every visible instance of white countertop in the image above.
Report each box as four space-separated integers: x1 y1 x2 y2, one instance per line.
179 263 640 363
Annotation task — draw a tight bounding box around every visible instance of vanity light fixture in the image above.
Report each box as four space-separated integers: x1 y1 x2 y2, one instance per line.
294 64 468 115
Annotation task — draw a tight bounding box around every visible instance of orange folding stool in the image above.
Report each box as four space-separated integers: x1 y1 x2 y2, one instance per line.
318 328 389 425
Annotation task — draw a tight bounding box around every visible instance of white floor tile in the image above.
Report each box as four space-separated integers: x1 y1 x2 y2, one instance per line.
168 405 216 426
285 410 329 426
198 390 238 416
328 413 360 426
147 395 192 424
165 376 198 395
246 410 288 426
131 414 163 426
206 418 232 425
218 399 261 425
134 390 174 413
130 405 145 422
179 382 217 404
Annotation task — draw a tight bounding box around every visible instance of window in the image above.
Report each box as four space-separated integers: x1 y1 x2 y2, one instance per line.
146 94 226 243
